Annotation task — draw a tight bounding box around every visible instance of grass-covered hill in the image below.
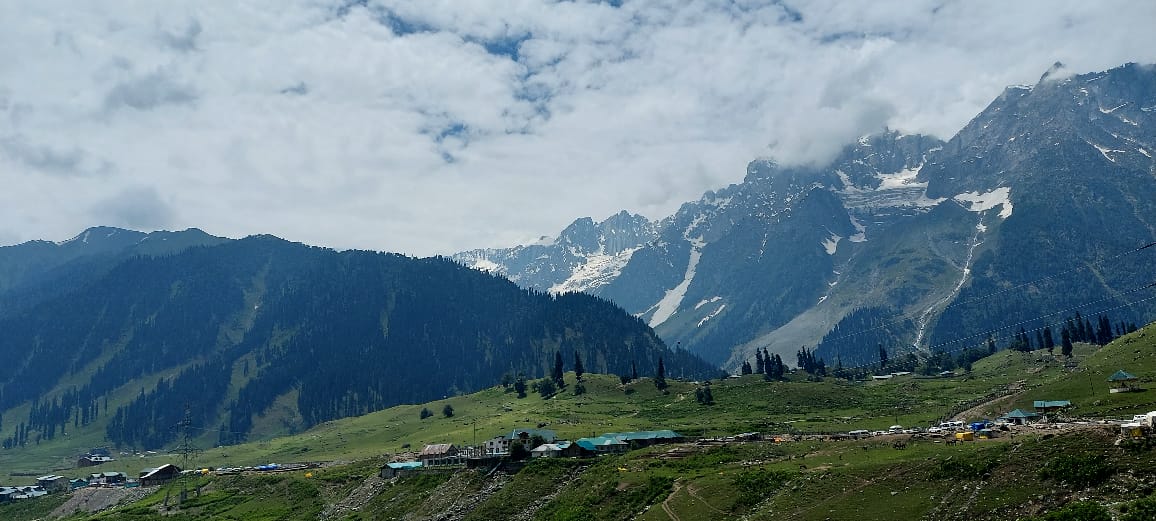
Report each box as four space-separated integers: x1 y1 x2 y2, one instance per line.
3 324 1155 520
0 232 715 458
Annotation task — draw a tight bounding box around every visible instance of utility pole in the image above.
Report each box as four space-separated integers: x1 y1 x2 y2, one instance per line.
171 403 201 506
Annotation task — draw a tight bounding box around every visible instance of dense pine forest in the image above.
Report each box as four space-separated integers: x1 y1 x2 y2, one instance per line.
0 234 716 450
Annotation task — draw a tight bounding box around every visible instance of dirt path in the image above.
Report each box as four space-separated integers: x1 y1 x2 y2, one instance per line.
661 480 683 521
951 390 1024 422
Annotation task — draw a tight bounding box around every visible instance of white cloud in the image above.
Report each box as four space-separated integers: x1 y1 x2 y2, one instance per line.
0 0 1153 255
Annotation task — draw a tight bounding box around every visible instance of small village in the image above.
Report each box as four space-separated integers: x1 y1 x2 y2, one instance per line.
2 366 1153 516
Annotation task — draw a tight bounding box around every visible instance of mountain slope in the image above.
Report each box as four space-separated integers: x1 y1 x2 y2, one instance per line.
0 235 715 451
456 63 1156 369
0 226 228 319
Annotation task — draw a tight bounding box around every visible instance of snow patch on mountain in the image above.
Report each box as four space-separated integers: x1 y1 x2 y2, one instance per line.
548 246 642 294
876 165 926 190
1087 140 1128 163
695 296 722 310
697 303 726 327
649 236 705 328
954 187 1013 219
822 230 841 255
468 257 505 274
848 213 867 242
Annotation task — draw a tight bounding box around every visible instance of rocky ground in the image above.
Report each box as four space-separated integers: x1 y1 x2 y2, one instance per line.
49 486 153 518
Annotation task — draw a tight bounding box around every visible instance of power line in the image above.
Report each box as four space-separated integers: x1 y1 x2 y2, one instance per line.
812 240 1156 347
825 289 1156 373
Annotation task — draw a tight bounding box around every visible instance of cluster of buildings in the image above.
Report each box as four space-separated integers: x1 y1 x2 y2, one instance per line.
0 460 185 504
381 428 685 478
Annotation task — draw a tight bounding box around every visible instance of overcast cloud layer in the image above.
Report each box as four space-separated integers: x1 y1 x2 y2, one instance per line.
2 1 1154 255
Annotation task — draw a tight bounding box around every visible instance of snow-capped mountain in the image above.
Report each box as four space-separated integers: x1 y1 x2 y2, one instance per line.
455 210 658 295
454 63 1156 370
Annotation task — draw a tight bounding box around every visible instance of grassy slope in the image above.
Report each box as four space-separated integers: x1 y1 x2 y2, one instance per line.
3 336 1149 474
3 326 1155 520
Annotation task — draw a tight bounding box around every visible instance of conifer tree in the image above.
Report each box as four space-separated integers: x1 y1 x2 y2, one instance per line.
514 373 527 399
741 361 752 375
878 343 888 370
655 357 667 391
1061 328 1074 357
553 351 565 387
1043 327 1055 352
631 361 638 381
755 349 765 374
573 351 584 381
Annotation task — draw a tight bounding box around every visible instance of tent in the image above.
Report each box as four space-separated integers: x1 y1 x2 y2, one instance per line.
1108 370 1138 382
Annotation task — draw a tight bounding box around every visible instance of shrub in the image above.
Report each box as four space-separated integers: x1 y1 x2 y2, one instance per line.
930 452 1001 480
731 469 794 509
1039 454 1115 489
1027 501 1111 521
1121 495 1156 521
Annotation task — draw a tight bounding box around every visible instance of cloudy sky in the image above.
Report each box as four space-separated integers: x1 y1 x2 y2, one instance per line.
2 1 1154 255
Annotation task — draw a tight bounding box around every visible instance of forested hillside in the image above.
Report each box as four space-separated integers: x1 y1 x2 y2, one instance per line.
0 234 715 450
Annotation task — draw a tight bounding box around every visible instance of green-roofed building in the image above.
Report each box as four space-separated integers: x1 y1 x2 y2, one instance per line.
1108 369 1142 393
1000 409 1041 425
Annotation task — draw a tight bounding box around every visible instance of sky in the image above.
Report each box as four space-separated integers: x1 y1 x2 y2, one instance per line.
2 1 1154 256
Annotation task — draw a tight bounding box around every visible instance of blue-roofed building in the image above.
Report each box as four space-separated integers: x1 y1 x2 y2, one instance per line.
575 436 629 454
531 441 582 458
379 461 424 479
602 430 686 448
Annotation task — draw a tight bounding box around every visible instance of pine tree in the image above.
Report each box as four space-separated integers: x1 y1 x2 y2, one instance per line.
1061 328 1074 357
514 373 527 399
755 349 765 374
553 351 565 387
1043 327 1055 352
741 361 752 375
631 361 638 381
538 378 556 398
878 344 888 370
654 357 667 391
573 352 585 381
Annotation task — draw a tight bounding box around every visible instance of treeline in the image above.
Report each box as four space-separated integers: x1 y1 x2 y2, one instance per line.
813 307 913 368
1001 311 1138 356
738 347 787 380
1 236 714 450
2 386 104 449
105 358 231 449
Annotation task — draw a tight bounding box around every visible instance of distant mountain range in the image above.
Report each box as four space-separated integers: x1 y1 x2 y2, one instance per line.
0 231 715 450
455 62 1156 369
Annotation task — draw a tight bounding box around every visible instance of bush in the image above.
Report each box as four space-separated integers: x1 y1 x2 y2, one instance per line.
1122 495 1156 521
1027 501 1111 521
930 452 1001 480
419 407 432 420
1039 454 1115 489
731 469 794 508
